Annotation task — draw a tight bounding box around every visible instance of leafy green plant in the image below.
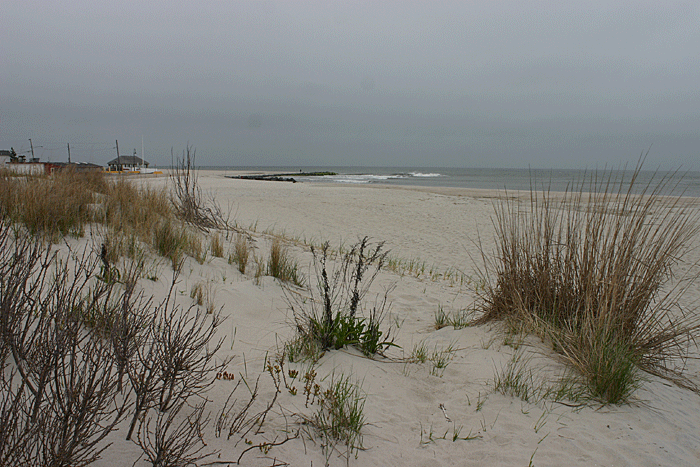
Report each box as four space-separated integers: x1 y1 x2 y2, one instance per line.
285 238 396 360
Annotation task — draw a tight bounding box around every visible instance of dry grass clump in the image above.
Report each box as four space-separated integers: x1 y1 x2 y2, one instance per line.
0 168 170 242
154 221 190 268
210 232 224 258
475 160 700 403
102 176 171 239
228 233 250 274
0 168 106 238
0 168 215 270
190 280 216 314
268 238 304 286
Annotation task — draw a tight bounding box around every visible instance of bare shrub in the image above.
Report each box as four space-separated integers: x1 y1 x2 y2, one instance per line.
107 263 152 394
33 334 125 466
0 369 36 466
475 160 700 402
155 307 225 412
135 401 213 467
170 146 226 230
0 225 127 465
214 372 298 464
126 281 226 440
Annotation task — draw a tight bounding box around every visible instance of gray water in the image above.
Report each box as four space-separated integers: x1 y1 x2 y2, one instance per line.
212 166 700 197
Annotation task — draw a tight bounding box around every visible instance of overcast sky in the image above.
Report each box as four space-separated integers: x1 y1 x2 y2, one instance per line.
2 1 699 169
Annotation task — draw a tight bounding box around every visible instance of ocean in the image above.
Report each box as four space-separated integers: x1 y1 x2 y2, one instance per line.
212 166 700 198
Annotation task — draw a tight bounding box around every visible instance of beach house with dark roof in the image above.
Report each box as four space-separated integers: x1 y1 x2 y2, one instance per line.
107 155 149 171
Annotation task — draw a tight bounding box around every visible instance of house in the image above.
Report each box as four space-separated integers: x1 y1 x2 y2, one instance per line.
107 155 149 171
0 150 10 167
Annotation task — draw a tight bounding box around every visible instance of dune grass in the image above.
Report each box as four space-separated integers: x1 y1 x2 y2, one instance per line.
0 168 105 238
434 305 475 330
210 232 224 258
475 160 700 403
0 169 211 270
408 340 457 377
312 374 366 459
267 238 304 286
228 233 250 274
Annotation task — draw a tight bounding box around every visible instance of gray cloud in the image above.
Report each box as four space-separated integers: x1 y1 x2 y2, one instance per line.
2 1 698 169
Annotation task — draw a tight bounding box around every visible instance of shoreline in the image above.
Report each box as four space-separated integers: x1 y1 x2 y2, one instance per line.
201 168 700 200
200 166 700 197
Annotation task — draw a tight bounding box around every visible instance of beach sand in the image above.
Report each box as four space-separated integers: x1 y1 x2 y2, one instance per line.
93 170 700 466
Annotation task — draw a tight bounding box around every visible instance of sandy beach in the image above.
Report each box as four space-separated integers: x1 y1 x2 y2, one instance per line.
7 1 700 464
83 171 700 466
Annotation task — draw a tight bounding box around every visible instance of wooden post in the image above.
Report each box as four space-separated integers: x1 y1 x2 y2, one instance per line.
67 143 71 164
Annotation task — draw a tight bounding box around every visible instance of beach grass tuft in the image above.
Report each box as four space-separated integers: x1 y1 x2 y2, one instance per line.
434 305 476 330
475 157 700 403
312 374 366 458
0 168 213 271
210 232 224 258
267 238 304 286
228 234 250 274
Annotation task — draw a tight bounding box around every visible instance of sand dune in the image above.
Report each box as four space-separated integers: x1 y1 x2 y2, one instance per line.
87 170 700 466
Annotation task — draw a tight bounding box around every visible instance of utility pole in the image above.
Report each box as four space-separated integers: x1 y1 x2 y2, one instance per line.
115 140 120 170
29 138 35 161
67 143 71 164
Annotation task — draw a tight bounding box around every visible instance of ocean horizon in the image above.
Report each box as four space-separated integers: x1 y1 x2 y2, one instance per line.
203 166 700 198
